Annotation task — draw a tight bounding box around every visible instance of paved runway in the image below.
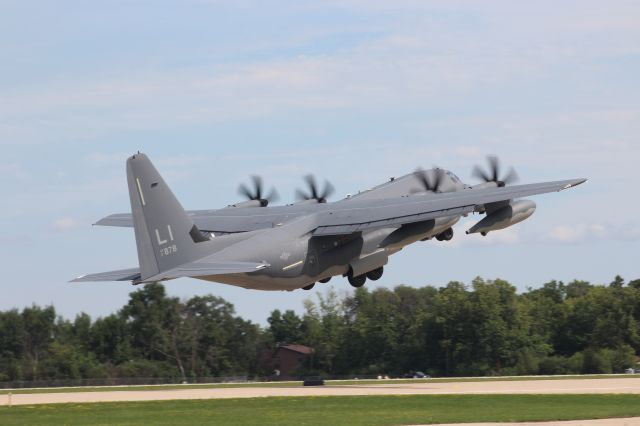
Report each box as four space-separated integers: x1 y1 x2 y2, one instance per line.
2 377 640 406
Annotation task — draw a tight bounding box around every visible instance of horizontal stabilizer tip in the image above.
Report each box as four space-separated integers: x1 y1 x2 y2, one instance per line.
70 267 141 282
94 214 134 227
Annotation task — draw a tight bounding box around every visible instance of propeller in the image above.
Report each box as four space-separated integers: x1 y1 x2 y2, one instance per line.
414 168 445 193
295 174 335 203
237 175 279 207
472 155 519 187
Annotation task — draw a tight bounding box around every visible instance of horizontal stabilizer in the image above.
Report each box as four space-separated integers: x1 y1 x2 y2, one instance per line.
71 262 268 283
71 267 141 282
94 213 133 227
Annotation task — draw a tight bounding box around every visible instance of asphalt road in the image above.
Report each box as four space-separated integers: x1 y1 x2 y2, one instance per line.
2 377 640 406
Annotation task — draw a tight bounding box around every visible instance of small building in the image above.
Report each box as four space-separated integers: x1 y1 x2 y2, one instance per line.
260 344 314 379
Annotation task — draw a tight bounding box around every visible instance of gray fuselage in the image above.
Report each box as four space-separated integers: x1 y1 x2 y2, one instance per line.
199 170 464 290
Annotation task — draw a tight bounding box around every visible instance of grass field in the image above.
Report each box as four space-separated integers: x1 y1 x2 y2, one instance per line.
1 394 640 426
1 374 635 395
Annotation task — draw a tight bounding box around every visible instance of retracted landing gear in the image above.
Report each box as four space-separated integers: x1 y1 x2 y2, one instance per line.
347 273 366 288
302 283 315 290
366 266 384 281
435 227 454 241
319 277 331 283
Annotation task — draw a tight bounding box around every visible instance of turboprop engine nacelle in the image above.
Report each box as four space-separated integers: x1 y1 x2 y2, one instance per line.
227 199 266 208
466 200 536 235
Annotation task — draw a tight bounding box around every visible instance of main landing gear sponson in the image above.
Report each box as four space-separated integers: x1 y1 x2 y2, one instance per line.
302 283 315 290
435 227 454 241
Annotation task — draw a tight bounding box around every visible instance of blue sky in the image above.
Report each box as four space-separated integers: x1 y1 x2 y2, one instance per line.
1 1 639 324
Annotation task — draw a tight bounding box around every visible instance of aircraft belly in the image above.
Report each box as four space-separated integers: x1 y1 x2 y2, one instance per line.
196 273 314 291
196 215 461 290
195 216 462 290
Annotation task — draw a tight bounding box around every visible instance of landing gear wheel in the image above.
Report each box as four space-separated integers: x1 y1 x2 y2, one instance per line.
436 227 454 241
366 267 384 281
348 274 367 288
302 283 315 290
319 277 331 283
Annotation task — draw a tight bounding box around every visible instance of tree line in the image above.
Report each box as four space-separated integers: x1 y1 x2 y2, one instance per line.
1 275 640 384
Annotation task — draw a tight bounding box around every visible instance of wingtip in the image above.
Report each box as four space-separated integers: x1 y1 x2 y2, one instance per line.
562 178 588 190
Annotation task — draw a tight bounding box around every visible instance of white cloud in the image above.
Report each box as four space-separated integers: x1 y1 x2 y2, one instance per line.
546 222 640 244
52 216 84 231
2 1 639 146
548 223 606 243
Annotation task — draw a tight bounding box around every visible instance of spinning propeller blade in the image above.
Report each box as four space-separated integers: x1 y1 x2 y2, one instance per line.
296 174 335 203
472 155 519 187
237 175 279 207
414 168 446 193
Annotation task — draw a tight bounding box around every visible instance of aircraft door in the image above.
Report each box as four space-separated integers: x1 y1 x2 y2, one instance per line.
304 249 319 277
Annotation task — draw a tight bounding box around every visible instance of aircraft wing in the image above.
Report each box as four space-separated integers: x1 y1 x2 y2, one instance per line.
94 178 586 236
311 178 587 236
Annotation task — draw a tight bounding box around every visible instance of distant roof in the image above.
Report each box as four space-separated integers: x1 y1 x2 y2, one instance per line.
278 344 314 355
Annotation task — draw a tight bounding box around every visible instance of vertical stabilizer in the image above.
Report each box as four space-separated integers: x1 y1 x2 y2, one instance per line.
126 153 209 280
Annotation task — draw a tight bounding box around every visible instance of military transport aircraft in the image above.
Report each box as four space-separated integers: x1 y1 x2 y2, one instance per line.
72 153 586 291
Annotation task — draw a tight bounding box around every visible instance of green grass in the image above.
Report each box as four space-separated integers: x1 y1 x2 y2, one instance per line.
0 374 635 395
2 394 640 425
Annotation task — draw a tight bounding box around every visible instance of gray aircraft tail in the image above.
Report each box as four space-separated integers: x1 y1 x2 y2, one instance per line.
71 152 270 284
126 153 211 281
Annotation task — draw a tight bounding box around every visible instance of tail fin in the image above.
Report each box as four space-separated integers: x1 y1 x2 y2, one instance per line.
127 153 210 280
